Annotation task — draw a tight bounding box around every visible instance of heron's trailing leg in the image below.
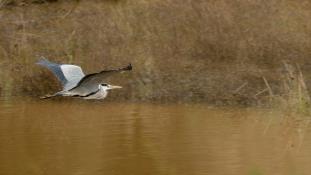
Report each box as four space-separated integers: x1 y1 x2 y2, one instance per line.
40 93 60 99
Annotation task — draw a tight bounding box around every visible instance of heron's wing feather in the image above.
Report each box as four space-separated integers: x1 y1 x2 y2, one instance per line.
68 63 132 96
37 58 67 86
60 64 85 90
37 58 85 90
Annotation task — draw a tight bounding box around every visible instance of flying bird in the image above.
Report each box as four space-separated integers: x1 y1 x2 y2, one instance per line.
37 58 132 99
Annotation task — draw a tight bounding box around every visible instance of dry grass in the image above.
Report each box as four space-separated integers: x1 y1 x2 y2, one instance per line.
277 62 311 114
0 0 311 104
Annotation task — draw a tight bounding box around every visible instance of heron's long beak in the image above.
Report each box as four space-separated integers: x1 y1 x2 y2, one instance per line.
108 85 122 90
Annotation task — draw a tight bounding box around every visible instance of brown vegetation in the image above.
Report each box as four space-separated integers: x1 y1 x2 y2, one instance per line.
0 0 311 105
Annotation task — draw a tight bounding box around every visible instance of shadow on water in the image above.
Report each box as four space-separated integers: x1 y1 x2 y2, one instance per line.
0 97 311 175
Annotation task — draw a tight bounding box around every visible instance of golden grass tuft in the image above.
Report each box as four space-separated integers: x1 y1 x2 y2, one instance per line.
278 62 311 114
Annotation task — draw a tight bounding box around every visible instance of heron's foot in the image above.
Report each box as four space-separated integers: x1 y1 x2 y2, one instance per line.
40 94 54 99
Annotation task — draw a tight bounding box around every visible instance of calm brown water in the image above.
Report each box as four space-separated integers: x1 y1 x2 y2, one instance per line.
0 98 311 175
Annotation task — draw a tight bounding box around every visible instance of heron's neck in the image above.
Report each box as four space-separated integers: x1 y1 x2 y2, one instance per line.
82 85 108 99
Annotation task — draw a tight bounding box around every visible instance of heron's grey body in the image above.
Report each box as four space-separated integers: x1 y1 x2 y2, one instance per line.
37 58 132 99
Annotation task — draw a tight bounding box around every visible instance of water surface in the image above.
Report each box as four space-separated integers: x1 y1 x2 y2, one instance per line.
0 98 310 175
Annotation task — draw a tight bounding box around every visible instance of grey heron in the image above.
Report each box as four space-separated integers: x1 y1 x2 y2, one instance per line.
37 58 132 99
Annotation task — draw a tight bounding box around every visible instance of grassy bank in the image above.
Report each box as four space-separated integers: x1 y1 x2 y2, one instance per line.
0 0 311 105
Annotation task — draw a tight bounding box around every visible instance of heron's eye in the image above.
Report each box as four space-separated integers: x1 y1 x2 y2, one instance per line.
101 83 108 86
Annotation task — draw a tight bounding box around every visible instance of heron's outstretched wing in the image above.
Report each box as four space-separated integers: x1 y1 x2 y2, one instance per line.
68 63 132 96
37 58 85 91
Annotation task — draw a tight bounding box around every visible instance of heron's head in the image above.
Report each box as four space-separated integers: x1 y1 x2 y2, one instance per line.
100 83 122 90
